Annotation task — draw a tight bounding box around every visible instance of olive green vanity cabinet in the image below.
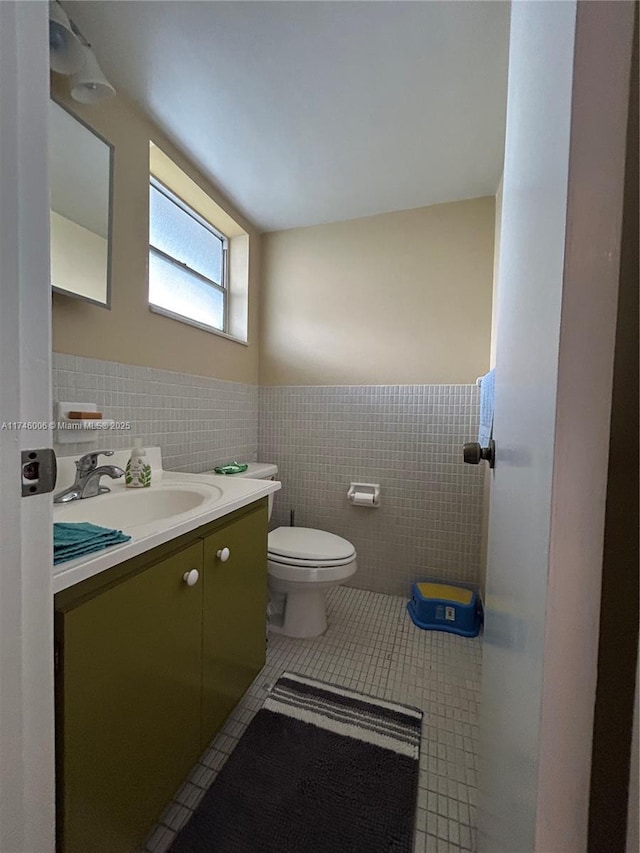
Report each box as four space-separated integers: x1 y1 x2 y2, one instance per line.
55 541 204 853
201 511 269 745
55 499 268 853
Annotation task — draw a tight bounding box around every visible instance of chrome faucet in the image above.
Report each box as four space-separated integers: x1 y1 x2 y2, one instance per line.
53 450 125 503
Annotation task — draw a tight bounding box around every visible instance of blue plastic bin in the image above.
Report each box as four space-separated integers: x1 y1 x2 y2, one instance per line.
407 582 482 638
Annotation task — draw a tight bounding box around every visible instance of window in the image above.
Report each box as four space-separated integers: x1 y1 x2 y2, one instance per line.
149 178 229 333
149 141 249 344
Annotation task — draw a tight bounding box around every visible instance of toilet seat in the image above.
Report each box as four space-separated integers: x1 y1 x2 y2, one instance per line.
268 552 356 568
268 527 355 562
268 555 358 584
267 527 357 583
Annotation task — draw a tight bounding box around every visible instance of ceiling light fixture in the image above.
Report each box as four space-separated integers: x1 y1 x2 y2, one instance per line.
49 1 116 104
48 0 84 74
70 44 116 104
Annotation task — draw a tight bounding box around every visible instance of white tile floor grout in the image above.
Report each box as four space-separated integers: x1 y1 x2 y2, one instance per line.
143 586 483 853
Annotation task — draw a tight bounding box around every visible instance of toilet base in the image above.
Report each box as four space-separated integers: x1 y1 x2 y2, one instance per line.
269 589 328 638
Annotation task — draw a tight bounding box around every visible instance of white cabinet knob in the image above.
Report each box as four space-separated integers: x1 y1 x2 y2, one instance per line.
182 569 199 586
216 547 230 562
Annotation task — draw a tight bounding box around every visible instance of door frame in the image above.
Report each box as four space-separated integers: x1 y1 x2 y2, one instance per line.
0 3 55 851
536 3 635 848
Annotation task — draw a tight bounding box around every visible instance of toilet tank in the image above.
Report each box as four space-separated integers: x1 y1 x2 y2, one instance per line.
232 463 278 519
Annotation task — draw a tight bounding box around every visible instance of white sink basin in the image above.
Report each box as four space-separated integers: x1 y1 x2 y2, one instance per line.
53 482 223 531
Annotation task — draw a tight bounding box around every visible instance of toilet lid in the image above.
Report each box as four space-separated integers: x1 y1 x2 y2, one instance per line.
268 527 355 562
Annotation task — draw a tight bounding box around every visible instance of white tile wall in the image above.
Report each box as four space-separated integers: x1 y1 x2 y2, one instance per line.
52 353 258 472
259 385 484 595
52 359 485 595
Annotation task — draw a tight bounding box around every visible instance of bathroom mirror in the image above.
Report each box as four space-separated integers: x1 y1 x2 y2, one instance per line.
49 98 113 307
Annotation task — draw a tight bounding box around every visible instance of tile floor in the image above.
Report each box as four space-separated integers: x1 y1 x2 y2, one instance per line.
143 587 483 853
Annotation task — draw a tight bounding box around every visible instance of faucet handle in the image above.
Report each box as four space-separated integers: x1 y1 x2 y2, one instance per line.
76 450 115 477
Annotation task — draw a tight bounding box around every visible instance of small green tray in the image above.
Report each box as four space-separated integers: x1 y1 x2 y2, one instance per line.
213 462 249 475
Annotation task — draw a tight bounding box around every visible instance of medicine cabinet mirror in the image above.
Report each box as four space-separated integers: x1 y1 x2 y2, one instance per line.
49 98 113 307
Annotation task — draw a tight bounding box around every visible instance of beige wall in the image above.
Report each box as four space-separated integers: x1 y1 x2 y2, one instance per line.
50 211 108 303
490 175 503 369
51 78 260 384
260 197 495 385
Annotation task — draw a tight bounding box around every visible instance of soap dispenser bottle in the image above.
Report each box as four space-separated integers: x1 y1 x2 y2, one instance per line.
125 438 152 488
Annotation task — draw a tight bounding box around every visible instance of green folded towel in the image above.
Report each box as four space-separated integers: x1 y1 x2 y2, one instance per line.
54 521 131 565
213 462 248 475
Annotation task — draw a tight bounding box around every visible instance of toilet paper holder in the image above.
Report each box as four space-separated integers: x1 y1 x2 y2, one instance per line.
347 482 380 507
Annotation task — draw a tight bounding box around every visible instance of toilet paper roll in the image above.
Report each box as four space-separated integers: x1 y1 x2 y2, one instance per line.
351 492 375 507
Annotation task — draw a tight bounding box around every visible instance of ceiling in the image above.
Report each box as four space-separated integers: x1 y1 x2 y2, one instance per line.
66 1 510 233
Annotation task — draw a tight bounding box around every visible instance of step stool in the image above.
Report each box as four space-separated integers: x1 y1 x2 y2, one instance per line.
407 582 482 638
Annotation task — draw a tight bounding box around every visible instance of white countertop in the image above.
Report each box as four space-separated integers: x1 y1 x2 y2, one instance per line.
53 451 280 593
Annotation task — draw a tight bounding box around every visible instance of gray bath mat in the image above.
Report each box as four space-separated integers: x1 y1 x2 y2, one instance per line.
170 671 423 853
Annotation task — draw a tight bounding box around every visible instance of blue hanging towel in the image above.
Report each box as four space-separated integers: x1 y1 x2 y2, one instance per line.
478 369 495 446
53 521 131 565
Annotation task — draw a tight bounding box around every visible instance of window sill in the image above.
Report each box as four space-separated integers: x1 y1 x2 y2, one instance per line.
149 304 249 347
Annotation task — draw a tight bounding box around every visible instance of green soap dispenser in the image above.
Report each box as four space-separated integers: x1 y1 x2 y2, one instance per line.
125 437 152 488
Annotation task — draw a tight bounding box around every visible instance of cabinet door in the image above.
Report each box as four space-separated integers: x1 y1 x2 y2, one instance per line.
57 542 204 853
202 503 268 745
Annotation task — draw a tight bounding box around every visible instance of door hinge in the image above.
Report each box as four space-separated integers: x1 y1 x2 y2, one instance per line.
21 448 57 497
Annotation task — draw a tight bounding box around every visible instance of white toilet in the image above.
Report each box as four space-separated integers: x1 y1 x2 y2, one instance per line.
230 463 357 638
